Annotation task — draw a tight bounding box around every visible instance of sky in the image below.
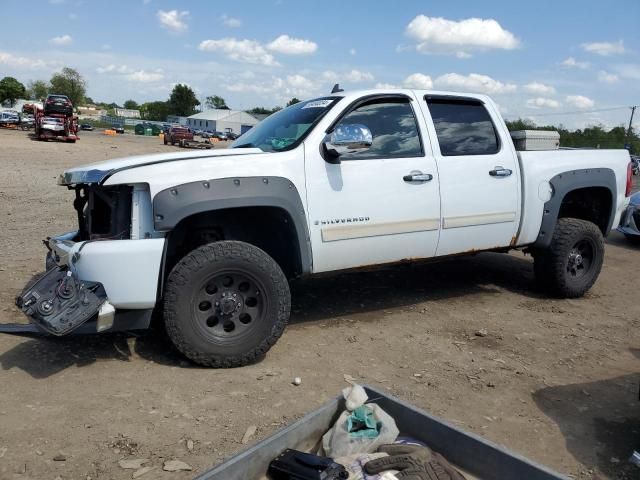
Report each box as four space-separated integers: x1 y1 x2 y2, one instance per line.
1 0 639 129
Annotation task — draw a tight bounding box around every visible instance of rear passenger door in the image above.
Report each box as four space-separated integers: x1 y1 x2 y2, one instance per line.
420 96 520 256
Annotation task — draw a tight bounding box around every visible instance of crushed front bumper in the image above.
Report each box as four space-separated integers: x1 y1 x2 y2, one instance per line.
15 266 107 335
5 231 165 336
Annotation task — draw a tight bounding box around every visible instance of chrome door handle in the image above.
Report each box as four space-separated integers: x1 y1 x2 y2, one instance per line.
403 172 433 183
489 166 512 177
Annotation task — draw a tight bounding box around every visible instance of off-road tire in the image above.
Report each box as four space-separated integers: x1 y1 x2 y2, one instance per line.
533 218 604 298
163 241 290 367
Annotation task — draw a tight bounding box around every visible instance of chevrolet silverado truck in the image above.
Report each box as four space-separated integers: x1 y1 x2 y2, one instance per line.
13 88 633 367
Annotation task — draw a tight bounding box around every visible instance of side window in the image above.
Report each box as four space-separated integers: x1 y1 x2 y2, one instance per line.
426 99 499 156
336 98 423 160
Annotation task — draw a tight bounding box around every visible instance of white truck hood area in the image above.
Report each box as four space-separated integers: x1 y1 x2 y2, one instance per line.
58 147 265 185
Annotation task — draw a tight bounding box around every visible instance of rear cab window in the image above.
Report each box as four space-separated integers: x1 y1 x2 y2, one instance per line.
425 97 500 156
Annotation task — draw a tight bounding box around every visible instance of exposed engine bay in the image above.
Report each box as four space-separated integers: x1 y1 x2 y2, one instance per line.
73 184 132 241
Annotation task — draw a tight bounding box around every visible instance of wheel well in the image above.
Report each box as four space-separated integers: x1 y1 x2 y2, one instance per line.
163 206 303 282
558 187 612 234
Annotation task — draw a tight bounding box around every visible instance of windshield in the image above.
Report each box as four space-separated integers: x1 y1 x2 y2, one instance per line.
231 97 341 152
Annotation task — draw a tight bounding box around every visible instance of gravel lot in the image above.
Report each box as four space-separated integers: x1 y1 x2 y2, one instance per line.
0 128 638 480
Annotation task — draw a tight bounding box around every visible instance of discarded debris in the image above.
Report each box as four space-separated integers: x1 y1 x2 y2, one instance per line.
53 453 67 462
475 329 488 337
118 459 148 470
187 439 194 451
343 374 355 384
0 447 6 458
133 466 155 478
292 377 302 386
163 460 192 472
242 425 257 444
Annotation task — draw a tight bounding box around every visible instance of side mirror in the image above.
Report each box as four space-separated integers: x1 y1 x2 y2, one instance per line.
323 124 373 163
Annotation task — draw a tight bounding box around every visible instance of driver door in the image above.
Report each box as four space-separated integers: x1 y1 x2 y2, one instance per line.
303 94 441 273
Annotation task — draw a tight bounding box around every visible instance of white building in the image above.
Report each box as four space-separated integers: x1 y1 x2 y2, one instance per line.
187 109 260 135
114 108 141 119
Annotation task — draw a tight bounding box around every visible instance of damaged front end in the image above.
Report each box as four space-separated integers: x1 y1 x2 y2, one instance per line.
4 179 163 337
15 267 108 336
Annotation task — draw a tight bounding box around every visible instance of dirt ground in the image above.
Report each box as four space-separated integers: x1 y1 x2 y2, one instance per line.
0 128 638 480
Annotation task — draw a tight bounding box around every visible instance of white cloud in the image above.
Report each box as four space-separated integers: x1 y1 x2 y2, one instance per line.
322 70 374 83
157 10 189 33
199 38 279 66
49 34 73 46
434 73 517 95
267 35 317 55
403 73 433 89
221 14 242 28
345 69 374 83
581 40 625 56
597 70 619 84
405 15 519 57
561 57 590 69
225 74 320 99
96 64 133 74
128 69 164 82
0 51 50 70
565 95 594 109
349 48 356 56
526 97 560 109
524 82 555 95
375 82 398 89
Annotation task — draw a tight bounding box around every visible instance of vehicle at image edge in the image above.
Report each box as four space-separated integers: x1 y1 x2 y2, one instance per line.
80 124 94 131
13 88 633 368
44 94 73 117
164 126 194 145
618 191 640 242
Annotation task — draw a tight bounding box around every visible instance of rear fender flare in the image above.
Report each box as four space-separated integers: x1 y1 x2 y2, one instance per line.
534 168 616 248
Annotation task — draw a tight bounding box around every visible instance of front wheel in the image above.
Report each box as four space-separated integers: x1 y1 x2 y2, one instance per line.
533 218 604 298
163 241 290 367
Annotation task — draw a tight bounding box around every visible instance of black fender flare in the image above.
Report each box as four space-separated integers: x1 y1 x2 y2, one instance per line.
534 168 616 248
152 176 312 273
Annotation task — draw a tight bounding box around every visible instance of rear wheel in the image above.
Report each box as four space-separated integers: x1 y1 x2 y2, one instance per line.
163 241 290 367
533 218 604 298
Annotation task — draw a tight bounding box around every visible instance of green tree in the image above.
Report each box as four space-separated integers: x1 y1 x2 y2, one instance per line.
168 84 200 116
49 67 86 106
247 106 282 115
0 77 27 107
205 95 229 110
26 80 49 101
123 99 139 110
140 101 170 121
286 97 301 107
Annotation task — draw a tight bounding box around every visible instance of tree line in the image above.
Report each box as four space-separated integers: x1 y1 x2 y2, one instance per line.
0 66 301 122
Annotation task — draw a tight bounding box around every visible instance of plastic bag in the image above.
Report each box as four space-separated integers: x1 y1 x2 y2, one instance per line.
322 385 399 457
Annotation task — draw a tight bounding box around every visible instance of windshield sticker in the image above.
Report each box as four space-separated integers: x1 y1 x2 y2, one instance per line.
302 99 334 109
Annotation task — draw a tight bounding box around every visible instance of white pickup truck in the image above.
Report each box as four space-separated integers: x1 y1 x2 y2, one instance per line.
14 88 633 367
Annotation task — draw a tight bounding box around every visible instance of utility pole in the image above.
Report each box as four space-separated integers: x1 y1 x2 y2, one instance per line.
626 105 637 149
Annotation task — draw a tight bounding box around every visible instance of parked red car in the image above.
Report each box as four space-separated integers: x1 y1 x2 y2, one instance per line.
164 126 194 146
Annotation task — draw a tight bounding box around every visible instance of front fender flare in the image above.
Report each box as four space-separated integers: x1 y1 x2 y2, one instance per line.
152 176 312 273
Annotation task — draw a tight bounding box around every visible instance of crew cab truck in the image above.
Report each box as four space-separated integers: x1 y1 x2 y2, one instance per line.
14 88 633 367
